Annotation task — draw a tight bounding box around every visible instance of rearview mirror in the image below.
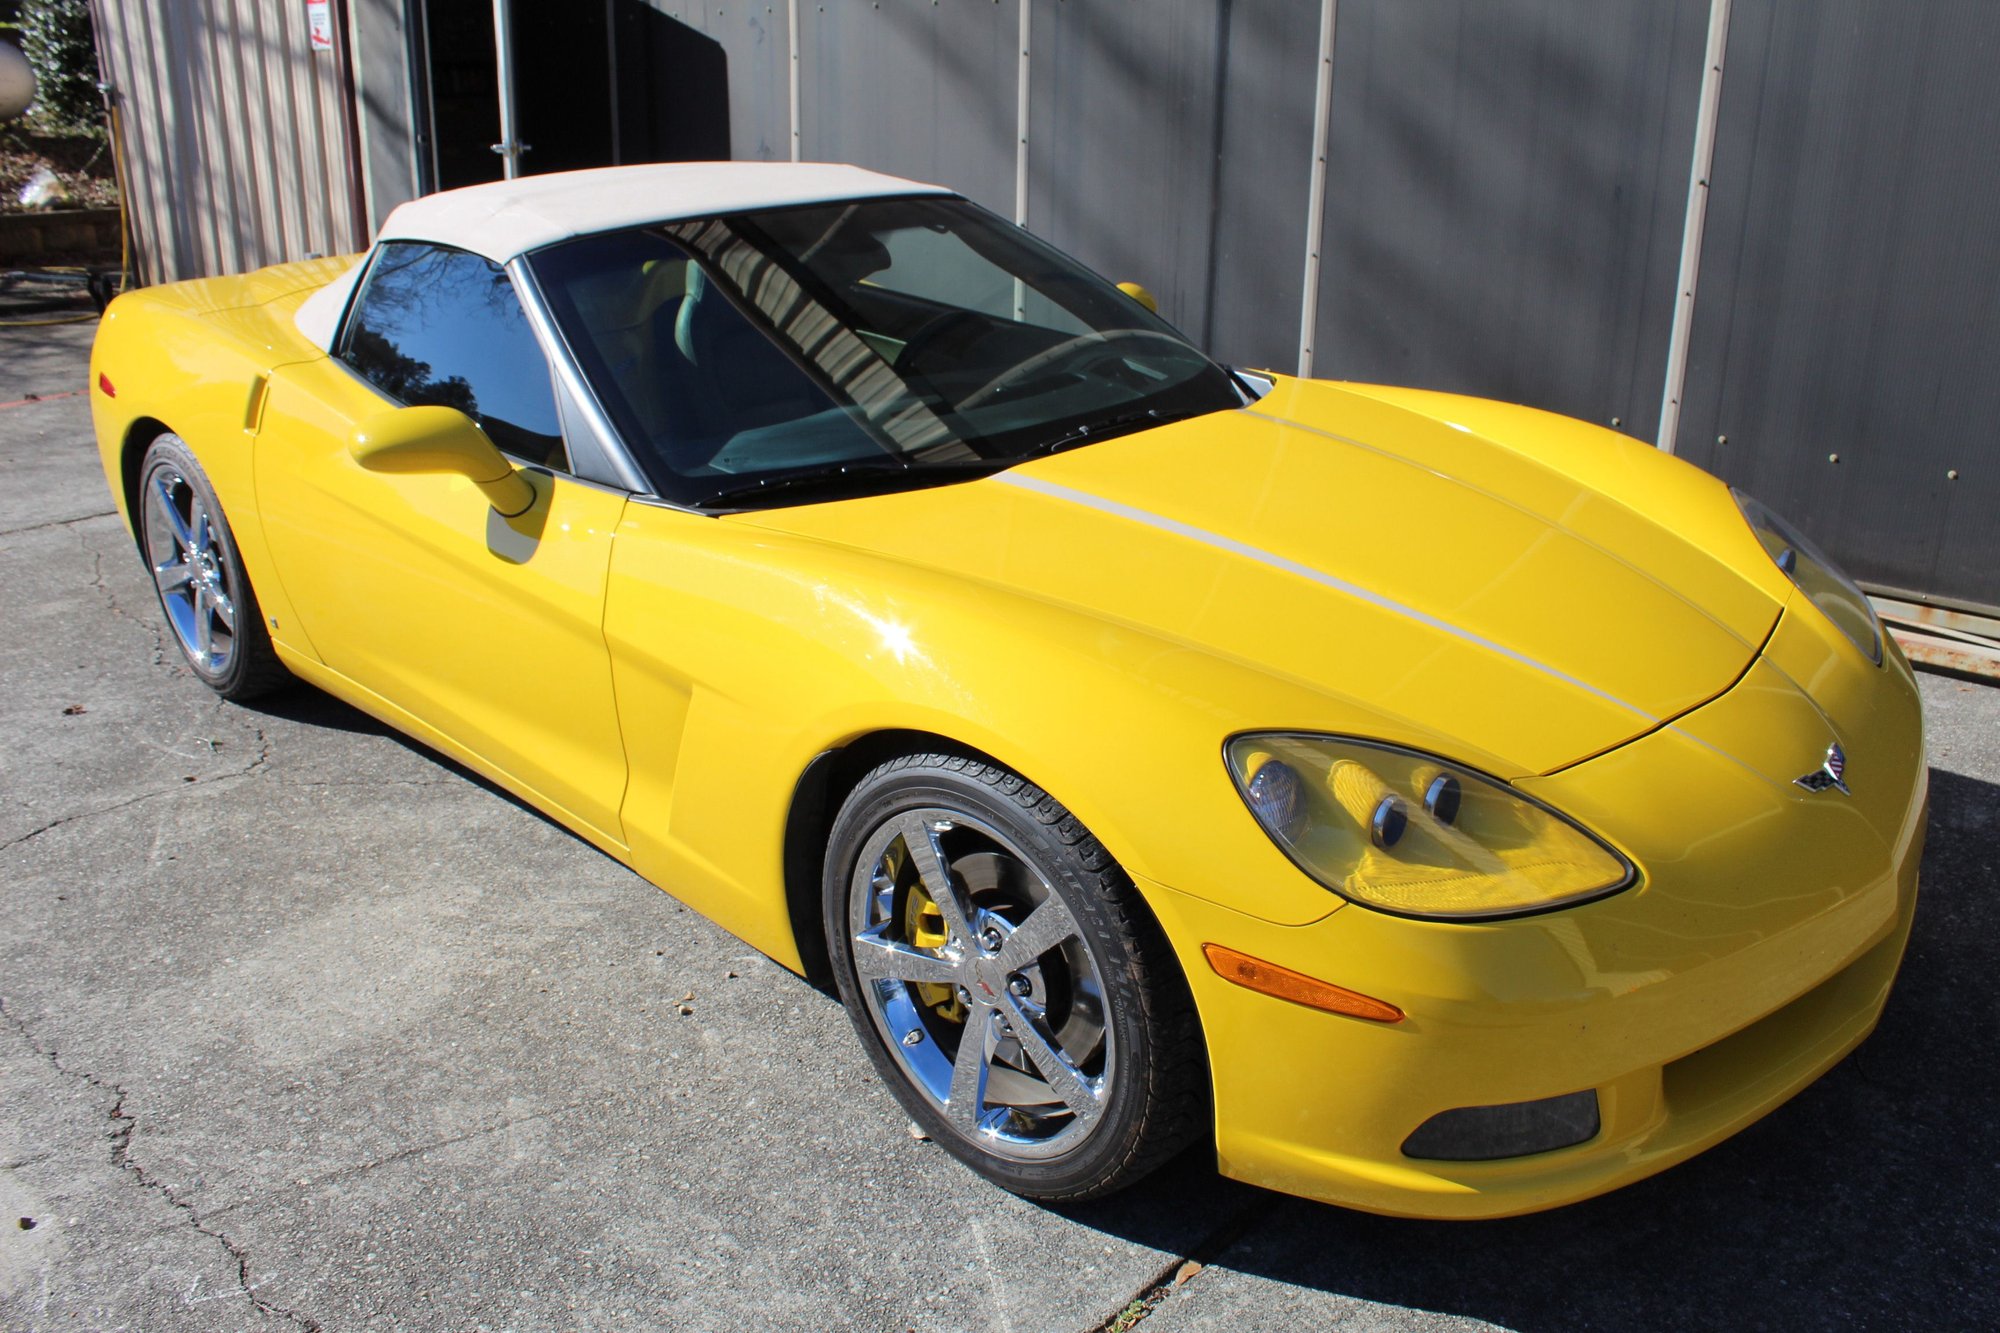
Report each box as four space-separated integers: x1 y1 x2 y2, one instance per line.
351 406 536 517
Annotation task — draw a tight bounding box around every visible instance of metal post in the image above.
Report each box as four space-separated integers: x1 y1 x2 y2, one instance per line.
1014 0 1032 319
788 0 801 162
491 0 522 179
1656 0 1733 453
1296 0 1338 378
1015 0 1031 225
605 0 621 166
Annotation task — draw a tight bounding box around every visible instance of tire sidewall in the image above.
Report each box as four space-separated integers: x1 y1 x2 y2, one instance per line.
822 757 1158 1197
138 434 261 696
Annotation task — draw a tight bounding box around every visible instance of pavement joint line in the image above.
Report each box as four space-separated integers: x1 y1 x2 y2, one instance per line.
0 509 116 538
0 995 325 1332
198 1096 614 1223
1082 1192 1267 1333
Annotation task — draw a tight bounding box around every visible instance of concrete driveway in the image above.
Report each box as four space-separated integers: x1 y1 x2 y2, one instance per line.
2 317 1996 1332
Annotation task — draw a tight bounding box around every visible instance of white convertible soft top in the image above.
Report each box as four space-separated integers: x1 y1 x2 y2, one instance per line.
295 161 950 352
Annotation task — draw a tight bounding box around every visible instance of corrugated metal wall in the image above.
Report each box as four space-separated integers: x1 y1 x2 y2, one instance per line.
627 0 791 166
1674 0 2000 610
93 0 2000 611
1310 0 1708 445
91 0 365 283
1025 1 1321 374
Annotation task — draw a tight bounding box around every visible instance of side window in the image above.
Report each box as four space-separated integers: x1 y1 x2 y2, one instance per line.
339 242 568 472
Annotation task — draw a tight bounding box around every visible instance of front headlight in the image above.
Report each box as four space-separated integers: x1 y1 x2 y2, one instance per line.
1225 735 1635 920
1733 490 1883 665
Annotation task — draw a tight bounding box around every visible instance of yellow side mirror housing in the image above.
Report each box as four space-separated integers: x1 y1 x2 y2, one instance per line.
1116 281 1159 314
351 405 536 517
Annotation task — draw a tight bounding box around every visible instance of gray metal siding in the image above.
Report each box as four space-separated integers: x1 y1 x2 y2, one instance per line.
1025 0 1321 371
1310 0 1707 443
643 0 791 165
1675 0 2000 610
798 0 1016 217
1198 1 1320 371
1025 1 1229 350
351 0 419 230
90 0 2000 611
92 0 365 282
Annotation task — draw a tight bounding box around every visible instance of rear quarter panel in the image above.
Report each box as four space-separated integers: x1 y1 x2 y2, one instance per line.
90 256 360 659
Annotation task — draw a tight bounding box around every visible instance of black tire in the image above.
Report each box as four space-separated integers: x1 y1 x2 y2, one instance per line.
135 434 290 701
823 751 1207 1201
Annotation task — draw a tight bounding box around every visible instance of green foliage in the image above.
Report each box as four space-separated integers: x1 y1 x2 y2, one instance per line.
20 0 97 132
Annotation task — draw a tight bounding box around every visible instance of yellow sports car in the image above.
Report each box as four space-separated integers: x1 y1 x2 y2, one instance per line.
88 163 1926 1218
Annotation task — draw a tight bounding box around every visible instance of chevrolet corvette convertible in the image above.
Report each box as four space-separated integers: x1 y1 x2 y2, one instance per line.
88 162 1926 1218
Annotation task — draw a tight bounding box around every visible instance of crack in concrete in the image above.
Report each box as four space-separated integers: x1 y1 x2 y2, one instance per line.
1083 1196 1264 1333
74 522 168 669
1 785 200 854
0 755 275 855
200 1097 608 1223
0 997 323 1331
220 704 274 779
5 701 277 855
0 509 117 538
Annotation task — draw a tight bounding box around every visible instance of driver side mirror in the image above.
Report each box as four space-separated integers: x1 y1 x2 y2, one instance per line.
351 406 537 517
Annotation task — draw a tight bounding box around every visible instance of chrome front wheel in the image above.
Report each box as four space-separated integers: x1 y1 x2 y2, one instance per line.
824 753 1205 1201
847 807 1115 1161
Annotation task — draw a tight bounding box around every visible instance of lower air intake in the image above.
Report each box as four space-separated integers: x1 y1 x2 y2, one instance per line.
1401 1090 1601 1162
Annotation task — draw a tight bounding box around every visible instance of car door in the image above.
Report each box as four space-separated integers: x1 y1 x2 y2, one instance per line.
255 241 632 848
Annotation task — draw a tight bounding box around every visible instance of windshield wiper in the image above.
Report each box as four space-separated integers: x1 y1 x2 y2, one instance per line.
696 457 995 510
1027 406 1212 458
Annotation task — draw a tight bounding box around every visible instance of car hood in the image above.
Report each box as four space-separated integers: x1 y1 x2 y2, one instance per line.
732 378 1781 775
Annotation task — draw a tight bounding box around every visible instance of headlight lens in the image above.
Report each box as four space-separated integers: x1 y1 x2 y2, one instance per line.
1733 490 1883 665
1225 735 1635 920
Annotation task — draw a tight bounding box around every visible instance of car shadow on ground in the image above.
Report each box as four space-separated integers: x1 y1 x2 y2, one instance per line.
237 679 1999 1329
240 684 594 840
1059 766 2000 1331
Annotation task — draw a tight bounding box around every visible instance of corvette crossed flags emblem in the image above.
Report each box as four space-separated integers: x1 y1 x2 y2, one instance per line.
1794 742 1850 796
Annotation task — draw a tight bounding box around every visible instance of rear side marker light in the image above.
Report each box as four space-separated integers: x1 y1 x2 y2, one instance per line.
97 373 115 397
1201 943 1404 1022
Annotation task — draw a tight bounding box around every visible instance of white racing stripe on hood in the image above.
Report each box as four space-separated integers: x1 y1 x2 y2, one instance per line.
997 470 1658 725
1232 407 1778 784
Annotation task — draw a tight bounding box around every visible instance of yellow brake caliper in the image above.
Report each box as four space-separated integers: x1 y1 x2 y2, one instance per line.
903 868 967 1025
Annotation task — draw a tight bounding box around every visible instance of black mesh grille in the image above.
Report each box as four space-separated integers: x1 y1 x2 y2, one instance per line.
1401 1090 1601 1162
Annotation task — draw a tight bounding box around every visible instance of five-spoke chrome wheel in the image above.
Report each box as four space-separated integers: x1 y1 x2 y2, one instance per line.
847 808 1113 1160
142 461 240 675
136 435 288 700
825 753 1204 1201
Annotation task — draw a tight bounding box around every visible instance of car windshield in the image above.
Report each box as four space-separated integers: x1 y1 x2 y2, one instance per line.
527 196 1242 508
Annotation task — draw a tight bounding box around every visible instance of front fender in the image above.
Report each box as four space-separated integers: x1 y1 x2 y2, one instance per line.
600 501 1422 967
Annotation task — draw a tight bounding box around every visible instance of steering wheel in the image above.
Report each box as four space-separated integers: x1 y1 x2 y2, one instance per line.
894 308 993 372
956 329 1197 412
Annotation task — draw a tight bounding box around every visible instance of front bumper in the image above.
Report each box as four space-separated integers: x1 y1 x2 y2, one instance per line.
1155 606 1928 1218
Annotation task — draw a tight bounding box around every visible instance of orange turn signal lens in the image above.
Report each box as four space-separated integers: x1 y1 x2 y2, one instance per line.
1202 943 1404 1023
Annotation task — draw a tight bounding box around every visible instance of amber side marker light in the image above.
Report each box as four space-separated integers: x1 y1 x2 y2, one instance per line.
1202 943 1404 1023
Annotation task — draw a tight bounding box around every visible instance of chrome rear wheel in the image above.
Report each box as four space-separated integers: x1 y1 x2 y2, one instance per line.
136 435 289 700
141 460 239 677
